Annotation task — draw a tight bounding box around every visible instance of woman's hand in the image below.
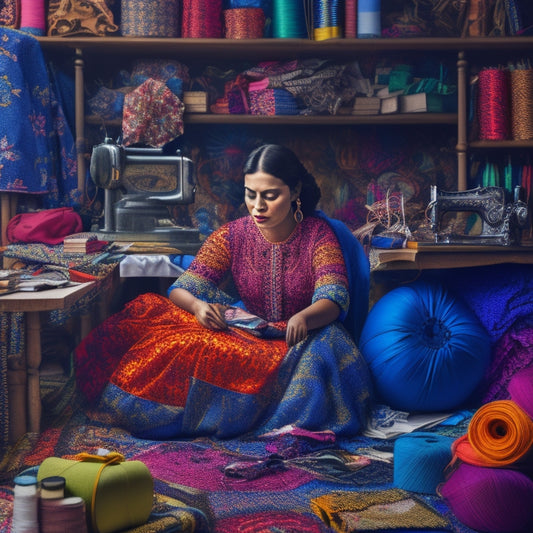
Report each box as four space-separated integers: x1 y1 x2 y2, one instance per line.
285 299 342 347
194 301 228 330
286 313 308 347
169 287 227 330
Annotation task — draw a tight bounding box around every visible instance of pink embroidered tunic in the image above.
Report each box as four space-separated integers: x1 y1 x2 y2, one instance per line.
173 215 350 322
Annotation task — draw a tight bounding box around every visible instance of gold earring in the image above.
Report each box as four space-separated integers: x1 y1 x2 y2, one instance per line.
294 198 303 223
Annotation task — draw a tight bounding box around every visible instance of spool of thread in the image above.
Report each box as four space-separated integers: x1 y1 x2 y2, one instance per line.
478 68 511 140
439 462 533 533
121 0 180 37
272 0 307 38
345 0 357 38
12 475 39 533
358 0 381 38
40 497 88 533
393 432 454 494
313 0 341 41
40 476 65 500
19 0 46 36
508 365 533 419
510 68 533 141
182 0 223 38
224 8 265 39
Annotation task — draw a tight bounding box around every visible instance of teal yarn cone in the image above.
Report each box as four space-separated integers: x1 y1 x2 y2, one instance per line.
394 432 454 494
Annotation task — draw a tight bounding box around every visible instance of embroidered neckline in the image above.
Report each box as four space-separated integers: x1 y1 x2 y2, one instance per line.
255 219 300 245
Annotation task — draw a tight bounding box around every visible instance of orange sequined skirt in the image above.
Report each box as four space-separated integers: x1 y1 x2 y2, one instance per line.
75 292 372 439
110 297 288 406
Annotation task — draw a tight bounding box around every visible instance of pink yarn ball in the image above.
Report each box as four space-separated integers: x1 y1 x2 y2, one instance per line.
439 462 533 532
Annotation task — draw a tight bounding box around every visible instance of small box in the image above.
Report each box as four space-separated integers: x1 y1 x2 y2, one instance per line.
374 67 392 85
380 95 399 114
400 93 457 113
183 91 208 113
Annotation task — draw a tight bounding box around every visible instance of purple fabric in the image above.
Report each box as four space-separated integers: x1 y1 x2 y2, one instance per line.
508 364 533 418
442 264 533 344
480 316 533 404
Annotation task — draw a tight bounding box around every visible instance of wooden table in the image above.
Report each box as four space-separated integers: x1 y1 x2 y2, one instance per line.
0 282 94 442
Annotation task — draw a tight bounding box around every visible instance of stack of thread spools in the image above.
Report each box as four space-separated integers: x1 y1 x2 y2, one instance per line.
439 365 533 533
12 475 87 533
477 61 533 141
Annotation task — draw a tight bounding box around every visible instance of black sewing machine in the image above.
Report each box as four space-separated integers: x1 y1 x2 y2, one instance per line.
90 138 201 251
428 185 528 246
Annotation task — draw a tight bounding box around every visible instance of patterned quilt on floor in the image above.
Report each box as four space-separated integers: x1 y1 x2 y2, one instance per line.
0 374 480 533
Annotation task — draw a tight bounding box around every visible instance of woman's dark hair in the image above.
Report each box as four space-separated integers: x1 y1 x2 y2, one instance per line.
243 144 321 217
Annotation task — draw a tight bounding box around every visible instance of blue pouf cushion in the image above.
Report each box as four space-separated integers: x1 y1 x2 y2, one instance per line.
360 281 491 412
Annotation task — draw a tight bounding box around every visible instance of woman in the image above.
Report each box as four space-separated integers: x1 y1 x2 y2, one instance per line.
75 144 372 439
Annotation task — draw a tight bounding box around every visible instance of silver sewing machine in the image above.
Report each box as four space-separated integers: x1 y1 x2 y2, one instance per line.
428 185 528 246
90 138 201 251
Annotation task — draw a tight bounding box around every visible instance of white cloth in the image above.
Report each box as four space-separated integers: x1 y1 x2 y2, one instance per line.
119 255 184 278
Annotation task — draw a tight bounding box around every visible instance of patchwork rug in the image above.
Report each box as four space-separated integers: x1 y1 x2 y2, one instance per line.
0 373 479 533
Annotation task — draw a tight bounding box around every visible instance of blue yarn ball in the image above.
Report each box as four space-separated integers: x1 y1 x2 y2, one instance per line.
360 281 491 412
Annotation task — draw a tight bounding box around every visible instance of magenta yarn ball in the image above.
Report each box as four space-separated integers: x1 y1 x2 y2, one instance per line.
439 462 533 533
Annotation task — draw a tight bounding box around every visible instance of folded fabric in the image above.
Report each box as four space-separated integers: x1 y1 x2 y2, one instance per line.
122 78 184 148
129 59 190 87
0 268 71 295
453 399 533 467
87 86 127 120
311 488 450 532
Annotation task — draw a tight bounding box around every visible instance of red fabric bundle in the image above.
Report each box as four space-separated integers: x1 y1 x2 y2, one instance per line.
7 207 82 245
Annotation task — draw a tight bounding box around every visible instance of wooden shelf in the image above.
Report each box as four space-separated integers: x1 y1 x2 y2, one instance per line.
37 36 533 57
184 113 457 125
87 113 457 127
469 139 533 149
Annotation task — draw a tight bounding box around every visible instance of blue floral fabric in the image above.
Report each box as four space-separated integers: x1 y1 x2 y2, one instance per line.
0 28 78 207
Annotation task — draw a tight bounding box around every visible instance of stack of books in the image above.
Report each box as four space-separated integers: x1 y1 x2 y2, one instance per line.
352 97 381 115
63 233 108 254
183 91 208 113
